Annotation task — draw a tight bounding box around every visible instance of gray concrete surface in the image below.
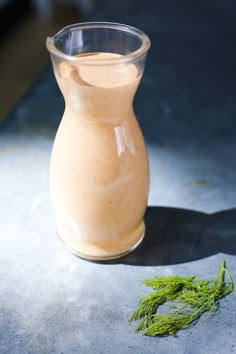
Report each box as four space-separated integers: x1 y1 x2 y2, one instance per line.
0 0 236 353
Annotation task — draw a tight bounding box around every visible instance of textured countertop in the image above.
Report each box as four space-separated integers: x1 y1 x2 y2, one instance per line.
1 0 236 353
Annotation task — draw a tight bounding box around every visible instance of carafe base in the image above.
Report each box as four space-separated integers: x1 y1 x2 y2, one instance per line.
57 222 145 261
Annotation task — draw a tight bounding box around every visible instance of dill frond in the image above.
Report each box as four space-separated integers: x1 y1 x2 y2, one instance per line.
129 259 234 336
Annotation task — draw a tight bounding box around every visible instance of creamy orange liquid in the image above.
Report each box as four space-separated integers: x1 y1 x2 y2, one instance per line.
51 52 149 260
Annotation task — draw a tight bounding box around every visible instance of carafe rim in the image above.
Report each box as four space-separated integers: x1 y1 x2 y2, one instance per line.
46 21 151 66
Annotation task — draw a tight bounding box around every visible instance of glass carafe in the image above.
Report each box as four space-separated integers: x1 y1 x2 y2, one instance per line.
46 22 151 260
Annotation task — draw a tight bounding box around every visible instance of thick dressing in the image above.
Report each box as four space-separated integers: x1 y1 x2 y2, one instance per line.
50 52 149 259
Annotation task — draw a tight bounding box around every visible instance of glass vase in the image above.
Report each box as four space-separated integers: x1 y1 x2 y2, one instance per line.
46 22 150 260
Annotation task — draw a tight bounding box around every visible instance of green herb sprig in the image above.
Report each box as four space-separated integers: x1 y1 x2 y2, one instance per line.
129 259 234 336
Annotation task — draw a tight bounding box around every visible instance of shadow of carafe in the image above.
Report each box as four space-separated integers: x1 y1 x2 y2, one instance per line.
114 206 236 266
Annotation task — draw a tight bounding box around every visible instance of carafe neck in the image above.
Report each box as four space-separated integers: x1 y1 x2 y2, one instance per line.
56 74 141 121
